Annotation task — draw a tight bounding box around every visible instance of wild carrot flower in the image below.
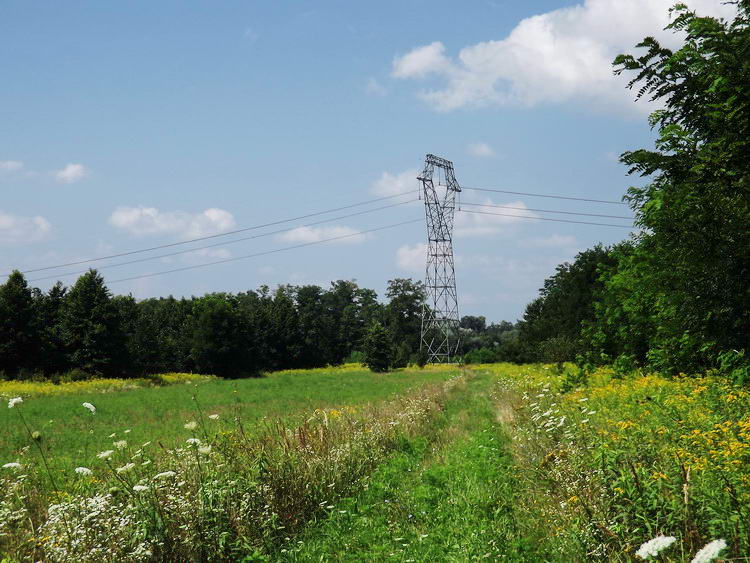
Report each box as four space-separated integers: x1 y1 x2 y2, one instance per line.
133 484 149 492
8 397 23 408
74 467 93 476
198 445 212 455
208 414 219 420
153 471 176 480
184 421 198 430
82 402 96 414
114 440 127 450
691 539 727 563
186 438 201 446
116 463 136 474
635 535 677 559
2 462 22 470
97 450 114 460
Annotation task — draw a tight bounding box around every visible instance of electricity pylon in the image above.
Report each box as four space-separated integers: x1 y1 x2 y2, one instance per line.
419 154 461 363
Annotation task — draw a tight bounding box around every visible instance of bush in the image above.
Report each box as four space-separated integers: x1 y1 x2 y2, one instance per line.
362 323 393 373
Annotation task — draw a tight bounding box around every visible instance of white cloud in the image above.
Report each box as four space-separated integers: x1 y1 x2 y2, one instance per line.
55 163 89 184
396 242 427 272
109 206 236 238
0 160 23 172
392 41 452 78
455 199 537 237
392 0 737 113
277 225 365 245
467 142 494 158
0 211 51 245
366 77 387 97
371 168 418 197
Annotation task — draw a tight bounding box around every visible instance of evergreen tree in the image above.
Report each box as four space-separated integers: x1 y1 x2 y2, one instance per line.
34 282 68 374
362 322 393 373
61 270 127 376
0 271 39 377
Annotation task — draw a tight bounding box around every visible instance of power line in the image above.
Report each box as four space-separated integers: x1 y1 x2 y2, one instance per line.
462 185 627 205
458 208 633 228
107 218 421 285
15 190 418 276
29 199 418 283
459 201 633 220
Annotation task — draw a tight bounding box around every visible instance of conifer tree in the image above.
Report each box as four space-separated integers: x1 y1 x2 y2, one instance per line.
0 271 39 377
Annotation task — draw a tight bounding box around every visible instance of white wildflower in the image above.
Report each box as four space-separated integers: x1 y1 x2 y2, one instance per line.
108 432 116 438
581 419 590 424
124 429 131 433
198 445 212 455
184 421 198 431
141 441 152 447
116 463 136 474
635 535 677 559
8 397 22 409
691 539 727 563
141 460 152 467
2 462 22 470
186 438 202 446
97 450 114 460
81 402 96 414
153 471 176 480
114 440 127 450
208 414 219 420
133 484 149 492
74 466 93 476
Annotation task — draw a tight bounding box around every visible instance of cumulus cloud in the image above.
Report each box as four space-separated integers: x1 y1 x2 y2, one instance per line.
0 211 51 245
467 142 494 158
55 163 89 183
371 168 419 197
391 0 737 113
277 225 365 245
0 160 23 172
396 242 427 272
109 206 236 238
455 199 537 237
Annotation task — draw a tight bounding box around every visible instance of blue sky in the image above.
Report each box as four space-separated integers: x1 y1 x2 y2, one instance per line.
0 0 735 322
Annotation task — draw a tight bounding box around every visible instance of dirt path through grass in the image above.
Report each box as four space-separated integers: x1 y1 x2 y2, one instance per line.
283 371 553 562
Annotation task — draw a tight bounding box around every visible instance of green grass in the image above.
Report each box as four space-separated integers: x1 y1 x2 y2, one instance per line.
0 364 458 482
282 370 554 562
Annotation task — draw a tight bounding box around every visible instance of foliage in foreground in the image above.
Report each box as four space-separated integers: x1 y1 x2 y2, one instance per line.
485 363 749 560
0 374 464 560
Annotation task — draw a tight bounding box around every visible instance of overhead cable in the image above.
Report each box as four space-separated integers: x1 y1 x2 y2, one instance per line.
459 201 633 220
29 199 418 283
16 190 417 275
458 208 633 228
462 185 627 205
107 219 422 285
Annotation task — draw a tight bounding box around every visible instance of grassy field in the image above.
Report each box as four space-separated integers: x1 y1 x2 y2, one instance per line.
1 363 748 561
0 364 458 482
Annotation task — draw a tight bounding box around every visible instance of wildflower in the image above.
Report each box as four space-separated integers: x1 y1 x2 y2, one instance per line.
198 445 212 455
116 463 136 474
635 535 676 559
691 539 727 563
208 414 219 420
82 402 96 414
124 429 131 433
153 471 176 480
186 438 201 446
8 397 23 409
74 467 93 476
141 441 152 447
184 421 198 431
108 433 116 438
114 440 127 450
133 484 149 492
141 460 152 466
31 431 41 441
97 450 114 460
2 462 22 470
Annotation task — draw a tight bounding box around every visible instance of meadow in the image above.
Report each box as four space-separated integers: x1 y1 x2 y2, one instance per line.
1 363 747 561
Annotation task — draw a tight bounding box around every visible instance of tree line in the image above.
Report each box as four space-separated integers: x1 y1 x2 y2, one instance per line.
0 270 427 379
491 4 750 378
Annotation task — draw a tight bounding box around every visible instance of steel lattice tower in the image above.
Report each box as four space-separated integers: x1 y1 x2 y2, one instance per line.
419 154 461 363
